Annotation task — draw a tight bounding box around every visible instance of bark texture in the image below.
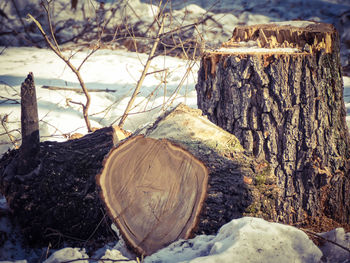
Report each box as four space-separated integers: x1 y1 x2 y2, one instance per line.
140 104 279 236
195 22 350 228
0 127 118 248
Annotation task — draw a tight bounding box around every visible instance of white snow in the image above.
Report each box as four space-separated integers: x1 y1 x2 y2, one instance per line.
0 46 199 154
145 217 323 263
319 228 350 263
43 248 89 263
1 0 350 262
37 217 328 263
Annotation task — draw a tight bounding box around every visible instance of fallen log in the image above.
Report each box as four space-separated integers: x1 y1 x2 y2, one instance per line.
195 21 350 227
0 96 275 255
96 104 279 255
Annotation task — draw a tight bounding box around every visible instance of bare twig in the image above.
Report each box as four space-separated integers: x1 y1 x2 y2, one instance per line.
301 228 350 254
145 68 169 76
118 14 165 128
0 46 6 55
77 47 100 71
42 0 61 52
1 114 19 148
27 12 92 132
0 95 20 104
41 85 117 93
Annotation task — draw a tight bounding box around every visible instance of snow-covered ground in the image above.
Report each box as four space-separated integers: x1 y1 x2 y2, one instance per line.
1 0 350 262
0 46 199 153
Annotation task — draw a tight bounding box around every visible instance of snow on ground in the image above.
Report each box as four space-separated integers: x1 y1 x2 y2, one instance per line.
1 0 350 262
0 46 199 154
41 217 350 263
145 217 323 263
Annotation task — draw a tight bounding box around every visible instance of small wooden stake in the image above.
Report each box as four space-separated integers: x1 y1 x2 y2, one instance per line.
18 72 40 174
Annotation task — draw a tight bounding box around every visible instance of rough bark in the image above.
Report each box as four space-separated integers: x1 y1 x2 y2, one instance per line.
0 126 119 249
195 21 350 228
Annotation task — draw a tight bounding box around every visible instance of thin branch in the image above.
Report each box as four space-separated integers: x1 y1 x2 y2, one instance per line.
0 95 20 104
41 85 116 93
301 228 350 254
0 129 20 137
118 15 165 128
67 99 84 107
27 13 92 132
42 0 61 52
145 68 169 76
1 114 18 148
77 47 100 71
0 46 6 55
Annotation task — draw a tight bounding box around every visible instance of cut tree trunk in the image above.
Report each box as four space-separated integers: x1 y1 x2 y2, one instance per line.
195 21 350 228
0 102 276 255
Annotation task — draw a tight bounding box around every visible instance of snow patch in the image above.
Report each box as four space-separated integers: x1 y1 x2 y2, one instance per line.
43 248 88 263
319 228 350 263
145 217 323 263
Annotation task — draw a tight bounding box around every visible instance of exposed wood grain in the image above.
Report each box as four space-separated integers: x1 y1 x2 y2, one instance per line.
97 135 208 256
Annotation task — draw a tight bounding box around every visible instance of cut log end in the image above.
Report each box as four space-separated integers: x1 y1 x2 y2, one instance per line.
97 135 208 256
222 21 336 54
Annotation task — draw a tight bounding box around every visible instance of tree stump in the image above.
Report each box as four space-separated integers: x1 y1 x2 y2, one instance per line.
195 21 350 227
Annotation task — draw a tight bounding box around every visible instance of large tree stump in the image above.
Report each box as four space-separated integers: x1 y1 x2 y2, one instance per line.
195 21 350 227
0 103 276 255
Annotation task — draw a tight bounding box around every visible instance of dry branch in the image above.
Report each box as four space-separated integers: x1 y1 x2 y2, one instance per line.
118 16 165 128
41 85 117 93
28 13 93 132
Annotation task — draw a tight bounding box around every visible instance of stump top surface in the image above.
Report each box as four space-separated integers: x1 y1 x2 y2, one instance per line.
218 21 336 54
97 135 208 256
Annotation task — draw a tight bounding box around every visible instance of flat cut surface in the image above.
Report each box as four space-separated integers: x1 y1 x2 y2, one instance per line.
98 136 208 256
